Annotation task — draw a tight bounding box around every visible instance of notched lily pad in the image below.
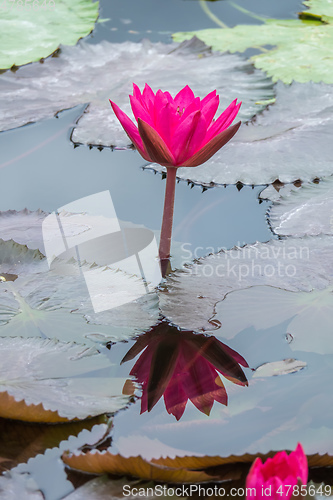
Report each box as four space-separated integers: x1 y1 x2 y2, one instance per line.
0 337 130 422
159 236 333 332
0 0 99 70
0 38 274 146
268 176 333 237
212 285 333 355
151 82 333 186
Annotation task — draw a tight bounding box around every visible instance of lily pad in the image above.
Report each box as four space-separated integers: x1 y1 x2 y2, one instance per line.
151 81 333 186
268 176 333 237
173 20 333 84
253 358 307 377
0 337 130 422
0 0 99 70
159 236 333 331
301 0 333 21
212 285 333 354
0 472 42 500
0 38 274 145
0 239 159 344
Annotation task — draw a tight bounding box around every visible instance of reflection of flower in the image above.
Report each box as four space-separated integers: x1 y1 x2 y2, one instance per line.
121 322 248 420
110 84 241 168
246 444 308 499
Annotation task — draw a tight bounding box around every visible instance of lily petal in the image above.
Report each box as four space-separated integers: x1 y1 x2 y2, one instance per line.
182 121 241 167
110 100 151 161
137 118 176 166
206 100 241 142
174 85 195 110
171 110 207 165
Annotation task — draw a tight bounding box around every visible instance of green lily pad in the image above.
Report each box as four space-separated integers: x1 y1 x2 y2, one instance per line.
173 20 333 83
301 0 333 22
0 0 99 70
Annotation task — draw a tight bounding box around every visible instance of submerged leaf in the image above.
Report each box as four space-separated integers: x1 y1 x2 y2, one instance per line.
159 236 333 331
0 38 274 146
0 0 99 70
173 20 333 84
268 176 333 237
0 337 129 422
253 359 307 377
151 82 333 186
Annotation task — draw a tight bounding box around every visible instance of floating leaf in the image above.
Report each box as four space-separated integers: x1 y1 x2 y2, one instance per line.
301 0 333 22
0 239 159 344
268 177 333 237
173 20 333 84
0 337 130 422
160 236 333 332
0 0 99 70
62 450 212 483
212 285 333 355
0 38 274 146
151 82 333 186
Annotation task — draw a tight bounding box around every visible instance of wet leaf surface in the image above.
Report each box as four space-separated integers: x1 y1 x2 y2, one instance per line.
160 236 333 332
268 176 333 237
0 337 130 422
0 38 274 146
151 82 333 185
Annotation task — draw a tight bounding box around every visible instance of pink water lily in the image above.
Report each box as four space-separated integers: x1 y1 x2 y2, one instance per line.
110 84 241 168
246 444 308 500
110 84 241 274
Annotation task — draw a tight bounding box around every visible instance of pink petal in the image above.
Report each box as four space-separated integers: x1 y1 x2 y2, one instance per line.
142 83 155 113
246 458 264 490
182 121 241 167
174 85 195 110
200 90 217 107
206 99 241 142
137 118 176 166
201 95 220 125
154 102 179 148
109 100 151 161
179 97 201 121
132 83 142 102
130 95 154 126
171 110 207 165
289 444 308 484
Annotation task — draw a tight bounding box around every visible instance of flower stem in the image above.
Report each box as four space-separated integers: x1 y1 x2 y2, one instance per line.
159 167 177 276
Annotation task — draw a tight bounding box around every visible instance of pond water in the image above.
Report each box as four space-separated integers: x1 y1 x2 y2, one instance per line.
0 0 333 498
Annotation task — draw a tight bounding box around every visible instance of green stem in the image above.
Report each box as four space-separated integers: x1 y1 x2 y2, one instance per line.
199 0 229 29
159 167 177 276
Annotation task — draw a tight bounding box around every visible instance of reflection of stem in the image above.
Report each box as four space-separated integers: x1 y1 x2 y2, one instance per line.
159 167 177 276
199 0 229 29
228 1 267 22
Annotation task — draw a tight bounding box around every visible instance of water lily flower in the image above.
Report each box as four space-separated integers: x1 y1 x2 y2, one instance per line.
121 322 248 420
246 444 308 499
110 85 241 274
